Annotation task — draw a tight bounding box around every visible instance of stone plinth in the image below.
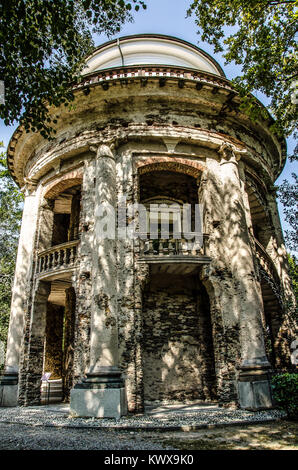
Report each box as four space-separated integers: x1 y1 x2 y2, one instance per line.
0 369 19 406
238 366 273 410
70 367 127 418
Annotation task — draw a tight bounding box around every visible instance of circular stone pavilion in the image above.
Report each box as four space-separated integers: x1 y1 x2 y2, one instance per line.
0 34 295 417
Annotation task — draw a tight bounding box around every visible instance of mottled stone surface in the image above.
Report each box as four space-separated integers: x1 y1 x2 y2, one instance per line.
142 274 216 403
44 303 64 379
2 57 296 414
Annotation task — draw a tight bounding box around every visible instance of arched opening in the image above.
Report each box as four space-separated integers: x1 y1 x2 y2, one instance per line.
246 178 271 249
37 179 81 404
139 169 199 231
138 166 216 405
50 185 81 247
41 284 76 404
142 273 217 404
246 176 286 369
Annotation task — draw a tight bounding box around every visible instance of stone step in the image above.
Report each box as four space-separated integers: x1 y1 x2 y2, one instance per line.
41 379 63 405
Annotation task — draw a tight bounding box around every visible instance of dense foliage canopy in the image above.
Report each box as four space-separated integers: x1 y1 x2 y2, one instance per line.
0 0 146 138
188 0 298 138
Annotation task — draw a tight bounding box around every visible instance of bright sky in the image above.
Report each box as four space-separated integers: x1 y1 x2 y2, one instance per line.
0 0 296 234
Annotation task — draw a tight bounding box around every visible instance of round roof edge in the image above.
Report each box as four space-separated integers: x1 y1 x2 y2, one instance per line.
84 33 226 78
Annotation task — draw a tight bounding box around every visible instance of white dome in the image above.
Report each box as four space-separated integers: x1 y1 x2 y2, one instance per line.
82 35 224 77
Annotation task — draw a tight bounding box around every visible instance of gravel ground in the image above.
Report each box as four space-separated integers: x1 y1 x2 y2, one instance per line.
0 404 295 451
0 404 286 431
0 422 174 450
146 421 298 451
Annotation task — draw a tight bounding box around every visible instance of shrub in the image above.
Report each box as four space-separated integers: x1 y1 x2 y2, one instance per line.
271 373 298 419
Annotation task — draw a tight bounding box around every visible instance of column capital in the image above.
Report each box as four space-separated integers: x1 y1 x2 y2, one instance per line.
219 142 240 164
97 143 115 159
89 143 116 159
21 178 38 196
218 142 242 166
40 198 55 211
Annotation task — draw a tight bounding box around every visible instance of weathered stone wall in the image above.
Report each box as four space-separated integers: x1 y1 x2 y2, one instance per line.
142 273 216 403
44 303 64 379
5 66 294 413
19 281 51 406
63 287 76 400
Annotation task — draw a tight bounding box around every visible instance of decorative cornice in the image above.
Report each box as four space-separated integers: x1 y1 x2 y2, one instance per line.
74 65 233 94
6 67 286 188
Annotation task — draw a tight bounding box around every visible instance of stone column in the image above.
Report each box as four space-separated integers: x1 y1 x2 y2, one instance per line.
266 190 294 294
0 184 41 406
17 197 55 406
265 190 296 366
62 286 76 401
23 280 51 406
72 158 94 383
199 160 241 406
218 144 272 410
70 144 126 418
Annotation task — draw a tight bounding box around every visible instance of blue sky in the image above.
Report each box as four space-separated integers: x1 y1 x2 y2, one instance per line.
0 0 296 235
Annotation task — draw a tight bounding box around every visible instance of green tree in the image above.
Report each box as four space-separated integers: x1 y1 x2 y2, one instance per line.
187 0 297 253
0 144 23 352
278 165 298 251
0 0 146 138
288 253 298 301
187 0 298 138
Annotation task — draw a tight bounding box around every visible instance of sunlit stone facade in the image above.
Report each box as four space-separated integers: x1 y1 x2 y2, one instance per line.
0 35 295 417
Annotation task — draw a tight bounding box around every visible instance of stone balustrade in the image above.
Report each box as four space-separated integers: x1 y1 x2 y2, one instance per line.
253 237 284 307
254 237 280 285
36 240 79 277
73 65 234 93
139 234 209 257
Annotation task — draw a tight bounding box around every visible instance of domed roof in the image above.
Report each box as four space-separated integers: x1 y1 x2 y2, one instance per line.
82 34 225 77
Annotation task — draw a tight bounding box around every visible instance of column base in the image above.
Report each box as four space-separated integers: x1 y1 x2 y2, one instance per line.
238 365 273 410
70 367 127 419
0 371 19 407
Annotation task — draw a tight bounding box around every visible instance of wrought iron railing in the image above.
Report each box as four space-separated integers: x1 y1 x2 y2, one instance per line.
36 240 79 276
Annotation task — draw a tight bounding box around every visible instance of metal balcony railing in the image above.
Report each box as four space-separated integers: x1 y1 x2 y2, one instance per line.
36 240 79 276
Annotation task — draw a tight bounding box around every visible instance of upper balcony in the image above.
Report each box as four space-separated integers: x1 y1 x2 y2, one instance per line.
253 237 284 307
253 237 281 287
35 240 79 281
138 234 211 274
